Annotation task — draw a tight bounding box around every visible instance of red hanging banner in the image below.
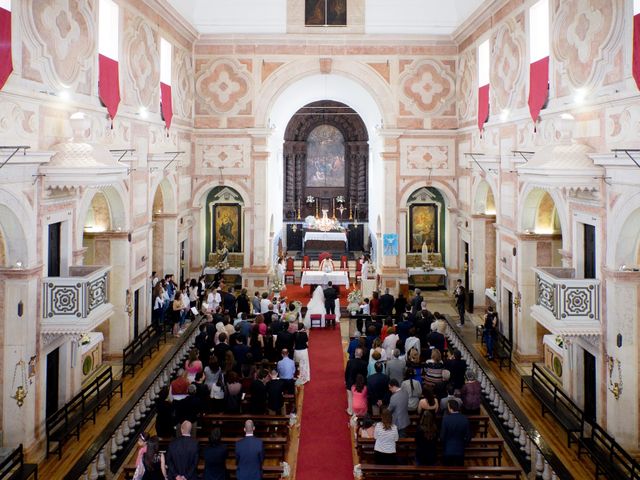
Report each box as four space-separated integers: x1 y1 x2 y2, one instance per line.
528 55 549 126
160 82 173 131
477 84 490 133
98 54 120 122
633 13 640 90
0 5 13 91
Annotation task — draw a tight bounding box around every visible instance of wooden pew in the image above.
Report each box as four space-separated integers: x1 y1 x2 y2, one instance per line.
123 464 284 479
156 436 287 463
367 414 490 438
356 437 504 466
199 414 291 439
359 465 522 479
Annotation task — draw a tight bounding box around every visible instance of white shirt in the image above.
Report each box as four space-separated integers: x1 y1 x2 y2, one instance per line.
207 291 221 311
374 423 399 453
361 303 370 315
260 298 271 314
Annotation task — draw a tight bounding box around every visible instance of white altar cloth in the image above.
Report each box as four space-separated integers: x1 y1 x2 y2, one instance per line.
407 267 447 277
303 231 348 245
300 270 349 287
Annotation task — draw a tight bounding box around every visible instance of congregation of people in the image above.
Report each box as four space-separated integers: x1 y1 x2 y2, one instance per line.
142 271 311 479
345 291 483 467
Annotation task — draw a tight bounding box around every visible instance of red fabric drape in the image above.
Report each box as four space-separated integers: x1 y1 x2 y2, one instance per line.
477 84 490 132
528 56 549 126
98 54 120 121
634 13 640 90
0 6 13 90
160 82 173 131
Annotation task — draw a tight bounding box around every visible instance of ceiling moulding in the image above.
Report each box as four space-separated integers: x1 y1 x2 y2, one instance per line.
142 0 200 44
453 0 510 47
195 33 458 48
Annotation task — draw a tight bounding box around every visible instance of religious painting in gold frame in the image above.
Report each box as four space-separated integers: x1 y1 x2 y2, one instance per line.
409 204 438 253
212 204 241 252
305 0 347 26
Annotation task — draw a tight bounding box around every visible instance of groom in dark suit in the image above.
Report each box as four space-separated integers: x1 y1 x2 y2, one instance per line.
235 419 264 480
324 281 337 315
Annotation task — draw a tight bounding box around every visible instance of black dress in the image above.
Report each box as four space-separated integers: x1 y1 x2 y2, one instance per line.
203 444 228 480
141 456 165 480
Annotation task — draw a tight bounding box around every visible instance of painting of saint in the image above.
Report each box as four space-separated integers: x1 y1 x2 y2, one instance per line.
213 204 241 252
305 0 326 26
410 204 438 253
327 0 347 26
305 125 345 187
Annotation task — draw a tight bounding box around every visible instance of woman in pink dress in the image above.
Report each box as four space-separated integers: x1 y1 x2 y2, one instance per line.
184 349 203 382
351 374 369 417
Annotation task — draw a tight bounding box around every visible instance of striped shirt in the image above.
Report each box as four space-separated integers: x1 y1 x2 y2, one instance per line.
373 423 399 453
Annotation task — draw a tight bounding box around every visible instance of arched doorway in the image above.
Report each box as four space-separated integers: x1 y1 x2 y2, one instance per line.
471 180 498 313
282 100 369 254
151 178 178 280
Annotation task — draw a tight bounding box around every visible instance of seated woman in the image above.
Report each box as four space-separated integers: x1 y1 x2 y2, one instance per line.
357 414 376 438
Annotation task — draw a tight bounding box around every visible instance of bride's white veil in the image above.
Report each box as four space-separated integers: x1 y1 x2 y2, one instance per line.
303 286 326 328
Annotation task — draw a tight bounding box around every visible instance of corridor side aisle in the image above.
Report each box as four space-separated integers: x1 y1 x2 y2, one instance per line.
425 291 594 479
296 327 354 479
37 337 182 479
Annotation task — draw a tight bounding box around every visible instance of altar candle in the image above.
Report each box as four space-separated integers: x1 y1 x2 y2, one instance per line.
332 198 335 217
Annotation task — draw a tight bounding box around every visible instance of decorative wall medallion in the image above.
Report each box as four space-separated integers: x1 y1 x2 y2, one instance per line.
490 17 526 113
123 16 160 110
399 59 455 116
399 138 454 177
552 0 621 89
196 138 251 176
195 58 252 115
457 49 476 122
173 47 194 119
21 0 95 92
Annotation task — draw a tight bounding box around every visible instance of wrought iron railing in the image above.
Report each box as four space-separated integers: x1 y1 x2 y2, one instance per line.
534 267 599 322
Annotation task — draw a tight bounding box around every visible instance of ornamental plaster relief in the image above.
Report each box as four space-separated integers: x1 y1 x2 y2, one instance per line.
399 138 455 177
20 0 95 93
552 0 622 92
606 105 640 149
398 59 456 117
123 15 160 112
173 47 194 120
149 125 179 153
196 138 252 176
0 101 38 144
195 58 253 116
457 48 476 123
490 16 526 113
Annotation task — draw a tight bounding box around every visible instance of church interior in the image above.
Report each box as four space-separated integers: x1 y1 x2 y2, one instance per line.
1 0 640 479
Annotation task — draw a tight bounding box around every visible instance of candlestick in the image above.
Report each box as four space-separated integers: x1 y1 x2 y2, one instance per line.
332 198 335 218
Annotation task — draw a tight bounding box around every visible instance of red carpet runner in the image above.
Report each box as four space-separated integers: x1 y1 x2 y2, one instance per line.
296 328 353 479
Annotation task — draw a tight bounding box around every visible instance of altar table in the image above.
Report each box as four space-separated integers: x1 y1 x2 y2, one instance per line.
303 231 348 251
300 270 349 287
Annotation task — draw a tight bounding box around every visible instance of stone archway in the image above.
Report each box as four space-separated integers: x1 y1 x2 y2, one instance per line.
470 179 498 309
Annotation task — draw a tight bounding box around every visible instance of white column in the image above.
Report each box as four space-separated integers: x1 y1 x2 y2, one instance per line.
399 209 408 270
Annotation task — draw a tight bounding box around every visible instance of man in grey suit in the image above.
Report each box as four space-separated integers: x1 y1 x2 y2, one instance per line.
235 420 264 480
387 378 410 437
386 349 406 384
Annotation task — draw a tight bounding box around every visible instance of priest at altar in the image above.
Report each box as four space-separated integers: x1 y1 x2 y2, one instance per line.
319 256 335 272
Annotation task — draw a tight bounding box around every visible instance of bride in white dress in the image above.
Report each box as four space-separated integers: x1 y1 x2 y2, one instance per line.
303 285 326 329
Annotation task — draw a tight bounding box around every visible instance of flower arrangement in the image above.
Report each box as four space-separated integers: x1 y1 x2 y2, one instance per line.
554 335 564 349
272 278 284 293
80 333 91 345
347 286 363 313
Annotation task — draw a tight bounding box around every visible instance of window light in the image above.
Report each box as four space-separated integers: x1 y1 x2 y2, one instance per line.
160 38 172 86
99 0 119 61
529 0 549 63
478 39 490 87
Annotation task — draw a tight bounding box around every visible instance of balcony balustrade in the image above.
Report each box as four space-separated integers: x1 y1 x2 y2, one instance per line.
531 267 600 336
42 266 113 335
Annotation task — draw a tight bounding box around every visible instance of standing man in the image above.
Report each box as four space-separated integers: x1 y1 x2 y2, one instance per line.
252 291 261 314
387 379 410 437
277 349 296 393
166 421 199 480
454 279 466 327
411 288 423 315
379 288 395 316
223 287 237 318
440 400 471 466
235 420 264 480
323 281 337 315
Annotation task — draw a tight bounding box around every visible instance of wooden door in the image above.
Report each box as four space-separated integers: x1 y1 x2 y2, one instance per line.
583 224 596 279
47 222 61 277
46 348 60 418
583 350 597 421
